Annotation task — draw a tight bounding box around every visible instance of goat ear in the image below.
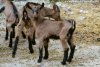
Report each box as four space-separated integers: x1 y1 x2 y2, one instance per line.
26 2 32 10
53 4 60 12
23 7 28 20
40 3 44 9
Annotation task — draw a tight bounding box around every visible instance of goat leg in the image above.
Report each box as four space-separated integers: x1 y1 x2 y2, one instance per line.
38 48 43 63
32 32 36 45
21 31 26 39
9 31 13 48
5 27 9 40
12 36 19 58
43 38 49 60
61 48 69 65
67 45 75 63
28 36 34 53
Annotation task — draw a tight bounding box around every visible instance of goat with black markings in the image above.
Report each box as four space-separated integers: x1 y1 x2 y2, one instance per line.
12 4 39 58
28 3 76 65
12 2 62 58
0 0 26 48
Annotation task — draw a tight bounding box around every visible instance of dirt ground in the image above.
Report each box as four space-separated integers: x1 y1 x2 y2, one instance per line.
0 2 100 67
0 31 100 67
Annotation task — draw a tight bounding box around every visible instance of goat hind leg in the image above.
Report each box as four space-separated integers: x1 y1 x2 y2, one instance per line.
60 37 69 65
60 28 69 65
67 36 75 63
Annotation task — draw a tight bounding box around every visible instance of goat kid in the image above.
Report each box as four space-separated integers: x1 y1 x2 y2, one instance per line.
0 0 26 48
29 3 76 65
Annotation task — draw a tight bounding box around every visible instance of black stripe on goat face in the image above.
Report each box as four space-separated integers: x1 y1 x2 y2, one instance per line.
22 8 30 22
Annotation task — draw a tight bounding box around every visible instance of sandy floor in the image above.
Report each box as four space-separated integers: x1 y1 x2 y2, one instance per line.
0 31 100 67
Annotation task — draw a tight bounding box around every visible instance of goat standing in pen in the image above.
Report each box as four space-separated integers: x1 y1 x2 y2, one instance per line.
12 2 42 58
12 2 62 58
25 3 76 65
0 0 26 48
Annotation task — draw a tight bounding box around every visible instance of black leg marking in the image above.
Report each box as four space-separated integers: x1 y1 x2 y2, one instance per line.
44 45 49 60
9 31 13 48
67 45 75 62
32 32 36 45
61 48 69 65
5 27 9 40
44 38 49 60
38 48 43 63
28 36 34 53
12 27 15 38
21 31 26 39
67 33 75 63
12 36 19 58
0 6 5 13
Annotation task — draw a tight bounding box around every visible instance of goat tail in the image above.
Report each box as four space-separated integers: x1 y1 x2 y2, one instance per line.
71 19 76 32
0 6 5 13
67 19 76 40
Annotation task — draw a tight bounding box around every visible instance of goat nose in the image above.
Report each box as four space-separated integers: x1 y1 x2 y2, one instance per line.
32 8 37 13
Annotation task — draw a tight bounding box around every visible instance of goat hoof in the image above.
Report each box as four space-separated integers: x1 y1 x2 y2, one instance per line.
32 41 36 45
61 61 66 65
67 59 72 63
5 38 8 41
23 36 26 39
30 50 34 53
12 35 15 38
9 45 12 48
38 59 42 63
12 54 15 58
43 56 48 60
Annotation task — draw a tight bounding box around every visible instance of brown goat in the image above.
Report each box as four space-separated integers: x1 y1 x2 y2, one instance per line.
0 0 26 48
12 2 62 58
28 3 76 65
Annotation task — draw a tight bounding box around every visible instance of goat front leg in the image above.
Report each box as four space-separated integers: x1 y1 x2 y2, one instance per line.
29 27 36 45
43 38 49 60
27 28 34 53
32 31 36 45
12 27 15 38
12 26 21 58
28 36 34 53
38 38 44 63
12 36 19 58
5 27 9 40
21 31 26 39
9 31 13 48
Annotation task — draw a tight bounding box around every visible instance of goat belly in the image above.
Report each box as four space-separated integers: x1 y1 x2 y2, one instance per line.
49 35 60 40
